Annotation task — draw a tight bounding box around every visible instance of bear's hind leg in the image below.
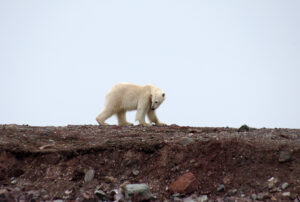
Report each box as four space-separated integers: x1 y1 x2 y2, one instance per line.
96 107 115 125
117 111 133 126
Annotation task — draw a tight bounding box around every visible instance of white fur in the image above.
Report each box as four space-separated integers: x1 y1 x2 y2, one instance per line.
96 82 165 126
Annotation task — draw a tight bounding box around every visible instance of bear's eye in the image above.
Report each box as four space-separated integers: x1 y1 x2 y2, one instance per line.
155 101 158 104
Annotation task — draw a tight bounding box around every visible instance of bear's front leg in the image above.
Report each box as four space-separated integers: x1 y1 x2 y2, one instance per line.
147 110 166 126
136 102 151 126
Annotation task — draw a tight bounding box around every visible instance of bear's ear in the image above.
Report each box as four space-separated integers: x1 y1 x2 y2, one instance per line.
162 93 165 97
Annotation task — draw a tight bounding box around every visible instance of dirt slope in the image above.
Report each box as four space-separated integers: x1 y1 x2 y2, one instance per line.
0 124 299 201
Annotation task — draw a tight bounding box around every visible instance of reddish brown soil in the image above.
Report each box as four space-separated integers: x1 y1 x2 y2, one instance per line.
0 124 300 201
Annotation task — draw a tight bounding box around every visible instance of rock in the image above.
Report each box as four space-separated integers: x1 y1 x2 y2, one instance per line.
215 198 224 202
267 177 279 189
84 168 95 182
132 170 139 176
183 197 196 202
281 182 289 190
250 194 257 200
269 187 280 193
181 194 202 202
123 183 153 201
112 189 123 201
257 193 264 200
172 193 181 198
282 192 291 197
169 172 199 194
198 195 208 202
177 137 195 146
11 178 17 184
225 197 251 202
257 192 270 200
94 188 107 201
226 188 237 196
217 184 225 192
174 197 182 202
279 151 292 163
65 190 72 195
94 189 105 196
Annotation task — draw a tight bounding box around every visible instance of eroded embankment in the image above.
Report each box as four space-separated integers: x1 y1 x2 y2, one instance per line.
0 124 299 201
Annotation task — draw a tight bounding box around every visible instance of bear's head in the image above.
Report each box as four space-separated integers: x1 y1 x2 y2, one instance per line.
150 89 165 110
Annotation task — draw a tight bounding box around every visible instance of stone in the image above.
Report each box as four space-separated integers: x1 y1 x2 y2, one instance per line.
177 137 195 146
250 194 257 200
217 184 225 192
198 195 208 202
172 193 181 197
11 178 17 184
112 189 123 201
269 187 280 193
94 189 106 196
94 188 107 201
267 177 279 189
282 192 291 197
132 170 139 176
169 172 199 194
123 183 153 201
281 182 289 190
215 198 224 202
257 192 270 200
279 151 292 163
174 197 182 202
65 190 72 195
227 188 237 196
183 197 196 202
225 197 251 202
84 168 95 182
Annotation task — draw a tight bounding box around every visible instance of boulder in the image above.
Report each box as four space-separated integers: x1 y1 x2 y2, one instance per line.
169 172 198 194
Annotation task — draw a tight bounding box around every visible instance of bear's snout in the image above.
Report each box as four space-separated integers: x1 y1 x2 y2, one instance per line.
151 107 155 110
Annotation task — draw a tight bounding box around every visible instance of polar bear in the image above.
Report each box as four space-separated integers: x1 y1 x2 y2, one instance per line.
96 82 166 126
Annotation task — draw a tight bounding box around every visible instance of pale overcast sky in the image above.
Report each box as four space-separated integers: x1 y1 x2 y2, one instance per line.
0 1 299 128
